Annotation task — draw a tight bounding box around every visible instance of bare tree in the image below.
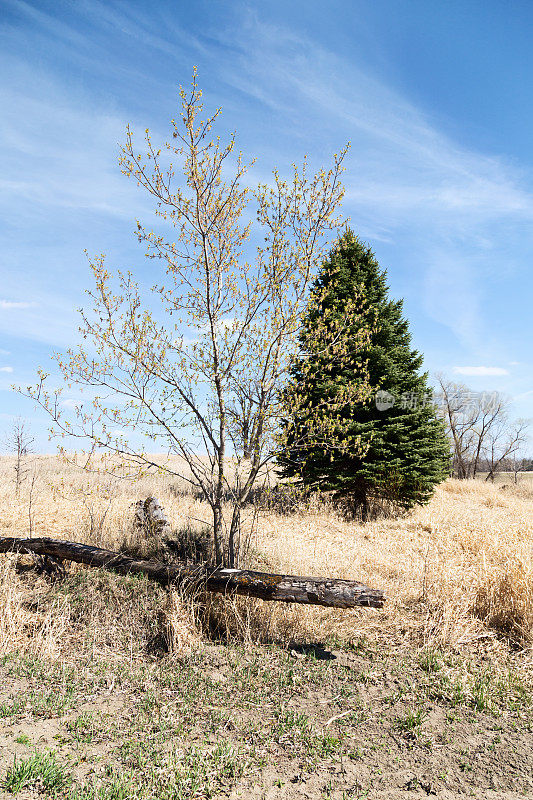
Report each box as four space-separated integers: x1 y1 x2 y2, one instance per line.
3 417 35 494
436 375 502 478
435 375 530 481
24 73 371 567
506 454 533 484
484 418 530 482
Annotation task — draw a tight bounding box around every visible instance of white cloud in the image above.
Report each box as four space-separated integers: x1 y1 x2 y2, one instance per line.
453 366 509 377
0 300 37 310
198 317 238 335
60 398 78 409
0 366 14 373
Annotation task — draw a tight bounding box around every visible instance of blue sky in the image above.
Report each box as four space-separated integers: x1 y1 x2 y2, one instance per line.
1 0 532 450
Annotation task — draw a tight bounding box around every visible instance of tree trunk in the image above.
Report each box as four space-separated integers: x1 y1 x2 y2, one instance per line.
228 503 241 569
0 536 385 609
360 492 368 523
212 505 224 567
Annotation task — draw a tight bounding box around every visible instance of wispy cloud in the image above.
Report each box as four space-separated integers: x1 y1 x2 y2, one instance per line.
0 0 202 227
0 300 37 310
0 289 81 347
0 59 154 223
79 0 208 60
0 2 531 419
220 17 533 219
217 16 533 354
453 366 509 376
0 366 14 373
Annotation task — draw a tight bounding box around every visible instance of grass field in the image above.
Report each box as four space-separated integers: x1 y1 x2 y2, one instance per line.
0 455 532 798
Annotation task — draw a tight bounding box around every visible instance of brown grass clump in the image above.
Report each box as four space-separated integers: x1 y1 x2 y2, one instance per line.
0 559 200 663
0 556 71 659
0 456 532 658
163 590 200 655
473 557 532 642
244 476 533 649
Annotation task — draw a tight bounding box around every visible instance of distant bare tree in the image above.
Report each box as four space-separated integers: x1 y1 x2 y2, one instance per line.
435 375 529 481
3 417 35 494
507 454 533 484
498 455 533 484
435 375 508 479
484 419 531 482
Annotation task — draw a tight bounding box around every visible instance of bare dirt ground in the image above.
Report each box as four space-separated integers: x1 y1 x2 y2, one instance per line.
0 631 531 799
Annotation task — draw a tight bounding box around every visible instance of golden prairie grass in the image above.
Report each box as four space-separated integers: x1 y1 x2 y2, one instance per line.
0 455 532 661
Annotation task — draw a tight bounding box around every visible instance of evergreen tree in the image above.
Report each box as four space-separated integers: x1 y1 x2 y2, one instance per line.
278 229 450 519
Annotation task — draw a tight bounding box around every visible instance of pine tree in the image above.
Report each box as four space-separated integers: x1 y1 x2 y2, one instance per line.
278 229 450 519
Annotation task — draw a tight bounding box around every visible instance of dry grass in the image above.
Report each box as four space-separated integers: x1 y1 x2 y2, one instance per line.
0 556 71 660
1 455 532 662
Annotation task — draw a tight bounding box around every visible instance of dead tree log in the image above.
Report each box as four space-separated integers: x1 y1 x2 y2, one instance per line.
0 537 385 609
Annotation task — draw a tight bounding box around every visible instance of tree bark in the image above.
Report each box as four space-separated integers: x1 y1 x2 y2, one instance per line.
0 536 385 609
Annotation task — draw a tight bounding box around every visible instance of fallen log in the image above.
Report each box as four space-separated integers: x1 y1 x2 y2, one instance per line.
0 537 385 609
